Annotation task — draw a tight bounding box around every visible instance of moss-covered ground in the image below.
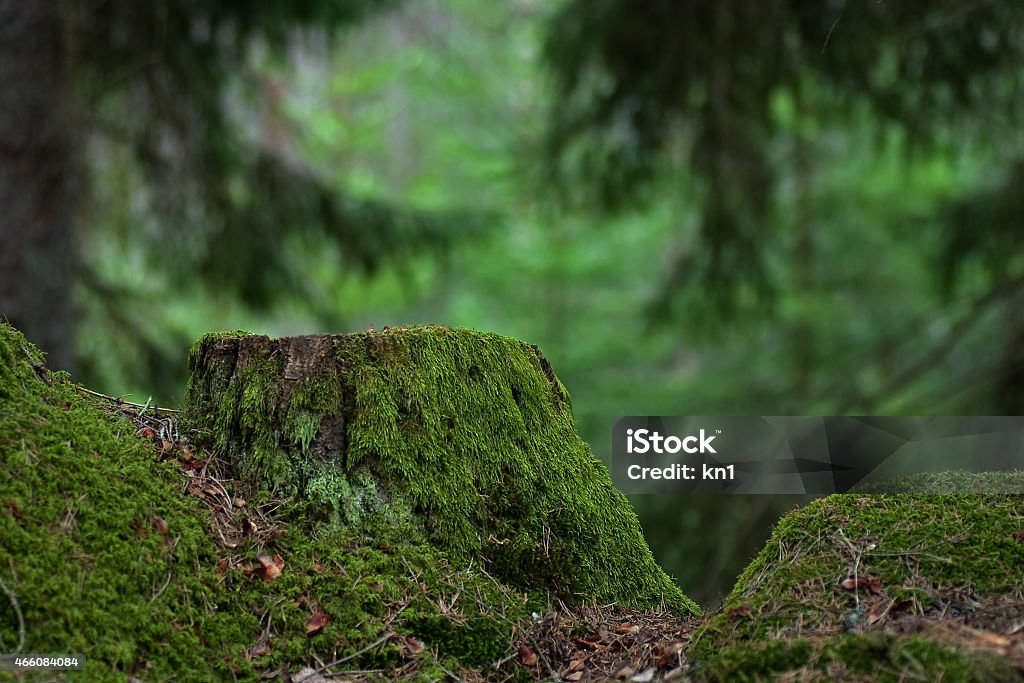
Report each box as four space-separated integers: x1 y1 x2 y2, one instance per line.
689 492 1024 681
0 324 547 681
7 318 1024 682
0 323 692 682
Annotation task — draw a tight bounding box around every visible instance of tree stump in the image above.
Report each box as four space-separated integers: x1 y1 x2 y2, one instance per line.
185 326 697 613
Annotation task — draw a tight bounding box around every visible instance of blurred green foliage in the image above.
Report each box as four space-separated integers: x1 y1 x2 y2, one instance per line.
74 0 1024 604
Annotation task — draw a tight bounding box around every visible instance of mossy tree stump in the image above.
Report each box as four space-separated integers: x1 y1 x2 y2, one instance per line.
186 327 698 614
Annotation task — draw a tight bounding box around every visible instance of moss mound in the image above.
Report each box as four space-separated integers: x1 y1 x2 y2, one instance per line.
185 328 697 614
689 493 1024 681
0 324 240 681
851 470 1024 494
0 322 689 682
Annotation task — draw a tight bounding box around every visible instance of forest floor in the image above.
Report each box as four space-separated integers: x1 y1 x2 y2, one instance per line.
101 395 702 682
106 396 1024 683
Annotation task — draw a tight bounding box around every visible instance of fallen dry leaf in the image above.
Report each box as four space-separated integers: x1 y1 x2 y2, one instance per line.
572 635 604 651
655 642 684 668
257 564 281 583
152 516 169 536
305 608 330 636
404 636 424 656
728 604 753 618
233 497 246 508
1012 529 1024 542
841 577 883 594
519 644 538 666
867 602 886 625
246 637 271 660
256 553 282 583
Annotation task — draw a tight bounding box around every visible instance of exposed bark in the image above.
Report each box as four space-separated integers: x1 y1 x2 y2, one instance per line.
0 1 78 371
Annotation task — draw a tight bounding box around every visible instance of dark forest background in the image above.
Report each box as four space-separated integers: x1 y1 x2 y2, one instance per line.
2 0 1023 606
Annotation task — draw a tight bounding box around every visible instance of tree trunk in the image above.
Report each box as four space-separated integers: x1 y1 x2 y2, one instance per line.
0 1 78 372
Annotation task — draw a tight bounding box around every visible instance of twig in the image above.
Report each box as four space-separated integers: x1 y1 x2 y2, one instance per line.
315 601 412 674
435 659 463 682
262 597 289 639
464 590 556 679
150 570 173 603
75 385 181 413
316 633 394 672
0 561 25 652
821 0 846 54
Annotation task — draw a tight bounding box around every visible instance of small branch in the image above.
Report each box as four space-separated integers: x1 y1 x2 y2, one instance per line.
435 659 464 682
315 601 411 674
75 385 180 414
821 0 847 55
0 562 25 652
149 570 173 603
464 590 556 680
316 633 393 672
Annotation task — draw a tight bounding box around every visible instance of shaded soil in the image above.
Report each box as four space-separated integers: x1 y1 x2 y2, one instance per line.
514 606 700 682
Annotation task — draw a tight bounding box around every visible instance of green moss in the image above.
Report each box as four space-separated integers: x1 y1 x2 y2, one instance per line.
690 493 1024 679
404 614 510 667
851 470 1024 494
695 633 1018 682
204 517 539 679
185 328 698 614
0 324 254 681
0 323 553 681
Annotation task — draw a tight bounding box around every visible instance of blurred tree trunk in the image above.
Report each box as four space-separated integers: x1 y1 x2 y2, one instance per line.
0 1 77 371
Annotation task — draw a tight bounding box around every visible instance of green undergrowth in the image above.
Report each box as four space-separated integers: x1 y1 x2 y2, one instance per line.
696 632 1018 682
0 322 546 681
690 493 1024 680
210 513 540 679
186 328 698 614
851 470 1024 494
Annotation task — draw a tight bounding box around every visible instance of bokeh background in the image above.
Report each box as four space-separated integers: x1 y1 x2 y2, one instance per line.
3 0 1023 607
